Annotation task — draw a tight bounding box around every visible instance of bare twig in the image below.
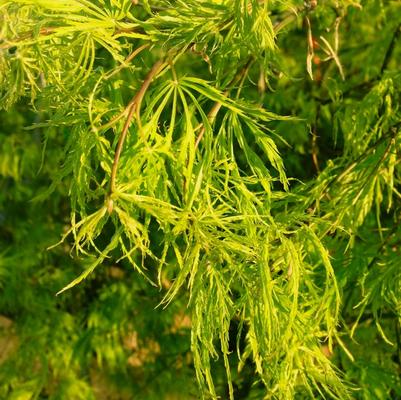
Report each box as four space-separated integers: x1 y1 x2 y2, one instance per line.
0 27 55 50
1 24 146 50
108 59 167 204
194 101 224 149
194 59 253 149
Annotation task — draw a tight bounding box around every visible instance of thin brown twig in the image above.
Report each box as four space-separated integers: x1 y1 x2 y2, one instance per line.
235 60 254 98
124 43 150 66
188 62 251 196
194 59 253 149
0 27 55 50
108 59 167 204
1 24 146 50
89 44 150 138
193 5 309 150
194 100 224 150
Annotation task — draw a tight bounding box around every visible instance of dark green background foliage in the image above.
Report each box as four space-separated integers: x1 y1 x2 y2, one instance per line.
1 0 401 399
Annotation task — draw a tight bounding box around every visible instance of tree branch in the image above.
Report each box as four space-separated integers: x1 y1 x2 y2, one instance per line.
194 58 253 149
0 27 55 50
108 59 167 206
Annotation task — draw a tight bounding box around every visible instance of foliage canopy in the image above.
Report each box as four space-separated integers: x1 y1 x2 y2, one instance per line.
1 0 401 399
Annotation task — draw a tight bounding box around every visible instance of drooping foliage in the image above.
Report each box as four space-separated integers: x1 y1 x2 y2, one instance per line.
1 0 401 399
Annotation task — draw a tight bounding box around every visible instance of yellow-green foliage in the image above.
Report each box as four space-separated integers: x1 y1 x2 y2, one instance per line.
1 0 401 399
